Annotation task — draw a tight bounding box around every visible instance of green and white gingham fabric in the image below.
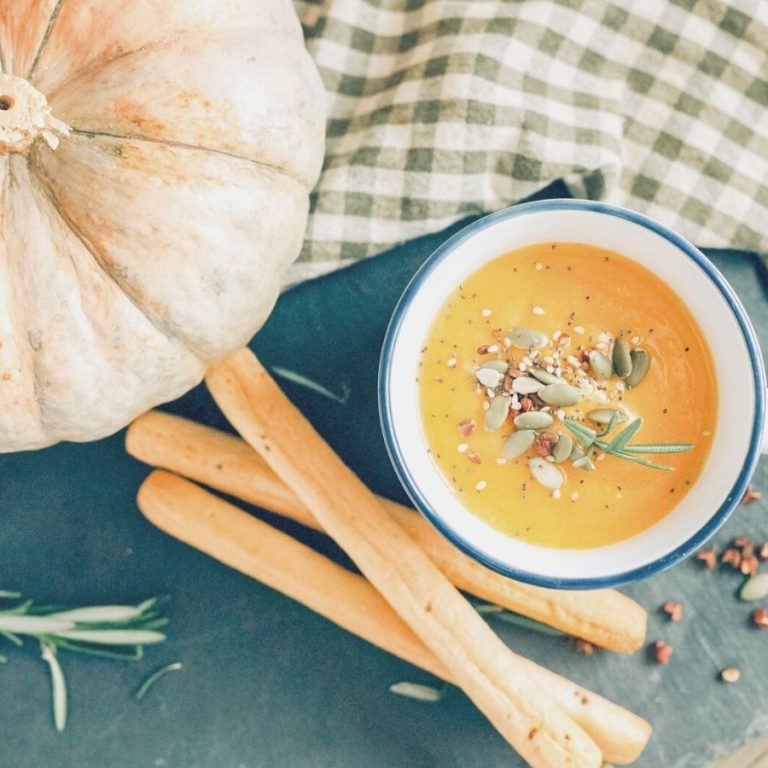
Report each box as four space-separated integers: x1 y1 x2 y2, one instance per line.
288 0 768 284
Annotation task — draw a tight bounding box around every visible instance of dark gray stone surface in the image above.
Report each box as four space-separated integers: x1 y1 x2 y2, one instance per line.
1 213 766 768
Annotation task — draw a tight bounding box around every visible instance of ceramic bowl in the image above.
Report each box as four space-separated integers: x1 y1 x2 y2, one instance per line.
379 199 767 589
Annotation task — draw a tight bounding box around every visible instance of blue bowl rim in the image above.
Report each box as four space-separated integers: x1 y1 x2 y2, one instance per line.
378 199 767 589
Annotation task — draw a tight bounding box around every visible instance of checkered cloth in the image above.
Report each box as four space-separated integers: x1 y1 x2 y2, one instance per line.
288 0 768 284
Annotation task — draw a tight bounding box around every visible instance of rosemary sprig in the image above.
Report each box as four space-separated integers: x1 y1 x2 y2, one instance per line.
0 593 170 732
564 418 693 471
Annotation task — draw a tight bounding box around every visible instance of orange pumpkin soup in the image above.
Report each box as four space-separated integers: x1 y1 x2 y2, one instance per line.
419 242 717 549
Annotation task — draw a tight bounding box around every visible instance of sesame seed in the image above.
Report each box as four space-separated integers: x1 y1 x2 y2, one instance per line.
503 337 512 347
552 330 562 341
571 492 579 501
519 362 528 371
496 458 507 465
487 344 499 353
546 365 555 374
475 480 487 491
544 356 555 364
556 409 566 420
535 262 543 270
482 401 490 410
553 489 561 499
573 325 585 334
632 336 641 344
447 357 457 368
457 443 469 453
481 308 492 317
532 305 546 316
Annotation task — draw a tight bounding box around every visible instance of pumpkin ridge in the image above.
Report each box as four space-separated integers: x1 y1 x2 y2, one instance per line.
25 0 66 81
0 42 7 75
69 128 309 190
27 161 201 361
40 24 305 109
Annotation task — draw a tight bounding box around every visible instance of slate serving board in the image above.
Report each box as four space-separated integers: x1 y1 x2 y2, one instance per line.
1 206 767 768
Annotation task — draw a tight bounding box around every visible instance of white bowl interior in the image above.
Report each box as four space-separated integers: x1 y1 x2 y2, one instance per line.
386 207 756 582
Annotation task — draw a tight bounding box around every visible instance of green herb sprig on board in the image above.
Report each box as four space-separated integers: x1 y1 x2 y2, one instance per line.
564 418 693 472
0 592 170 732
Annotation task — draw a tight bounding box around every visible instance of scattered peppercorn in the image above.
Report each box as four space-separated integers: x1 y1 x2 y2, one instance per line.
661 601 683 622
651 640 673 665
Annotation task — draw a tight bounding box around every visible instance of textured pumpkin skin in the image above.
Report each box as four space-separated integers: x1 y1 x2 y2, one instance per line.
0 0 325 451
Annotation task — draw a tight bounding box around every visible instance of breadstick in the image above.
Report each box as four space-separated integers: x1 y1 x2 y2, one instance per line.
138 470 651 765
126 410 646 652
205 348 602 768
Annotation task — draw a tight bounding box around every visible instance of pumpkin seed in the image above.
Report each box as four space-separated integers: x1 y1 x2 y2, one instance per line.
512 376 544 395
624 349 651 388
612 338 633 378
529 368 564 385
484 395 511 432
502 429 536 459
509 327 548 350
587 408 628 425
739 573 768 602
476 368 503 388
551 433 573 464
588 350 613 380
481 360 509 374
538 383 581 407
514 411 554 429
529 457 565 490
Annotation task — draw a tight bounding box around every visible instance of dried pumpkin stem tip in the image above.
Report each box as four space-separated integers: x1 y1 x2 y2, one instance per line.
0 74 70 154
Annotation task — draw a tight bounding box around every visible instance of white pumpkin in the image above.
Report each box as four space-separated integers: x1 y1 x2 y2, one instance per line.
0 0 326 451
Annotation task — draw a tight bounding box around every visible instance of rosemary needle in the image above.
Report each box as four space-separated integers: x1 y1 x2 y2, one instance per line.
135 662 183 700
40 641 67 733
272 366 350 405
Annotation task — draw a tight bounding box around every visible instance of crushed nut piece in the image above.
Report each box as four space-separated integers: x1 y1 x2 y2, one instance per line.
651 640 673 665
466 451 482 465
661 601 683 622
720 667 741 683
721 548 742 570
695 548 718 570
741 486 763 506
456 419 476 438
575 639 597 655
740 555 760 577
752 608 768 629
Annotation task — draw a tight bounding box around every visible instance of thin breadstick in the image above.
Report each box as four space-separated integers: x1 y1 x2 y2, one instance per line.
205 349 603 768
126 410 646 652
138 470 651 765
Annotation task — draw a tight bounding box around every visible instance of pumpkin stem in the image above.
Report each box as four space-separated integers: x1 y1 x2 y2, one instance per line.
0 74 69 154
